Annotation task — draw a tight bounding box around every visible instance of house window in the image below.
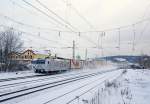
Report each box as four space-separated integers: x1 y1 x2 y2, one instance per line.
25 55 27 59
30 55 32 59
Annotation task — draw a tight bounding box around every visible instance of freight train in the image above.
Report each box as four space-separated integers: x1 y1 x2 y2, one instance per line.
31 57 85 73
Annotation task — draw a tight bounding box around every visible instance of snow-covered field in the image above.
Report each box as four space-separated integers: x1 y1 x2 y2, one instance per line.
0 64 121 104
0 70 37 79
13 69 122 104
81 69 150 104
2 63 149 104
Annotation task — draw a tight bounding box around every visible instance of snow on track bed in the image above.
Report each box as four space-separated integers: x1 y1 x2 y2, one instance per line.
0 74 46 82
0 69 112 93
0 66 118 94
0 71 90 89
0 64 117 82
69 69 150 104
42 70 122 104
0 69 118 103
94 69 150 104
0 68 122 104
0 71 39 80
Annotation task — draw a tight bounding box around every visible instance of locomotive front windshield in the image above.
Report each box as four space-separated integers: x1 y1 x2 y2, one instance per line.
31 60 45 64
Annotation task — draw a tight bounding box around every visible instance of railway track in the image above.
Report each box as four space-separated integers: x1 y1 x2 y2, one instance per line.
0 74 47 82
0 69 99 89
65 71 123 104
43 70 122 104
0 69 119 103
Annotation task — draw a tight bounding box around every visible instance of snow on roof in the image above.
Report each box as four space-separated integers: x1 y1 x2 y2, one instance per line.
33 50 49 55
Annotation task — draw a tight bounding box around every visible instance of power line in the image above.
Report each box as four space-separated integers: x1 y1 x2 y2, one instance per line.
0 13 64 32
35 0 79 31
8 0 150 34
79 16 150 33
60 0 98 46
135 3 150 46
6 0 150 54
0 13 78 47
137 21 150 44
61 0 96 30
9 0 150 34
9 0 68 30
0 24 71 46
0 14 103 47
22 0 76 32
9 0 36 15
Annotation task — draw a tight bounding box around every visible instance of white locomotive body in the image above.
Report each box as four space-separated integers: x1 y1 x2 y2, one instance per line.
31 57 96 73
31 58 70 73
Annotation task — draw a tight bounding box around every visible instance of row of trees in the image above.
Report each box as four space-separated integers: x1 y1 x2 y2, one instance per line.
0 28 23 72
138 55 150 69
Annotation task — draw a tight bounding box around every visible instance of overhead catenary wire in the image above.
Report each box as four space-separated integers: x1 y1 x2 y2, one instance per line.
9 0 86 47
34 0 99 47
137 21 150 45
0 24 71 47
1 3 94 49
9 0 70 32
6 0 150 35
36 0 99 47
22 0 76 32
0 14 98 48
78 16 150 33
9 0 37 16
0 13 64 32
61 0 96 30
59 0 99 46
8 0 150 34
35 0 79 32
5 0 150 56
135 3 150 46
0 14 77 46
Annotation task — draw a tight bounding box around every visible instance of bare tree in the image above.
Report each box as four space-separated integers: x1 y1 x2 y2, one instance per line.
139 54 150 69
0 28 23 72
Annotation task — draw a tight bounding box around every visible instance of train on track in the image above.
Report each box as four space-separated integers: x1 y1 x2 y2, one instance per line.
31 57 96 73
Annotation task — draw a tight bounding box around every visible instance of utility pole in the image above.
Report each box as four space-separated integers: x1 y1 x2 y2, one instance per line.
85 48 87 60
132 24 136 51
73 40 75 60
98 32 104 57
118 28 121 50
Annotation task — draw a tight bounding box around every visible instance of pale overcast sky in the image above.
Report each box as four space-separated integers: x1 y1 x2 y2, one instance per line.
0 0 150 59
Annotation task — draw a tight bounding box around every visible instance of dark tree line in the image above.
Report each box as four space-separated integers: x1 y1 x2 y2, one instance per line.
0 28 23 72
139 55 150 69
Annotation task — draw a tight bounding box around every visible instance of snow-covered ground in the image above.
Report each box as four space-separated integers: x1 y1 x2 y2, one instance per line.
2 63 149 104
80 69 150 104
3 63 141 104
12 68 122 104
0 63 121 104
0 70 37 79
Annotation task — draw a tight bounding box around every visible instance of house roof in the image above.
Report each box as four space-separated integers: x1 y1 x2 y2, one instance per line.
9 49 50 57
21 49 35 55
8 51 21 56
33 50 49 55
